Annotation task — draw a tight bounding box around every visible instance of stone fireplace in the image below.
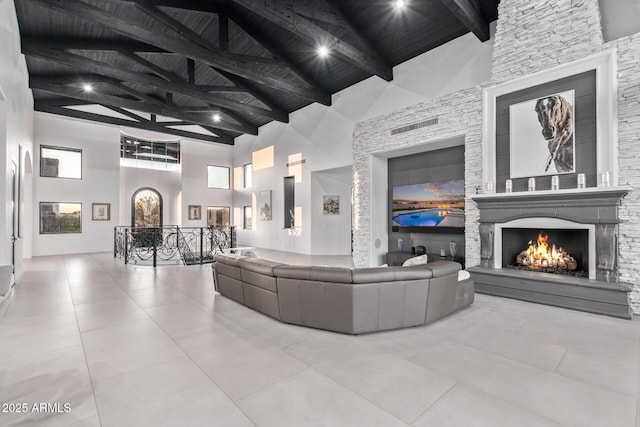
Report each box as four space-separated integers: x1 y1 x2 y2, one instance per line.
469 188 633 318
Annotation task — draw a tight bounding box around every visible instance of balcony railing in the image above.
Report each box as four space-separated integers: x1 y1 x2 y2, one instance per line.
114 226 235 267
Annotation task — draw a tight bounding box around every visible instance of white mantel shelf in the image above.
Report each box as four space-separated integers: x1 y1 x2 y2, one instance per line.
471 185 631 203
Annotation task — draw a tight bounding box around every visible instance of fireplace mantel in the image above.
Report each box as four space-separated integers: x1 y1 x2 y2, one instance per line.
471 186 631 224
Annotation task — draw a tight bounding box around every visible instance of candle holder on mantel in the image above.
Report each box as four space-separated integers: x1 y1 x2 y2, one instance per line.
577 173 586 189
505 179 513 193
528 177 536 192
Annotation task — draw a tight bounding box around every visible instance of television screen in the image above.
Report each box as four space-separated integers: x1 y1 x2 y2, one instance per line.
392 179 465 231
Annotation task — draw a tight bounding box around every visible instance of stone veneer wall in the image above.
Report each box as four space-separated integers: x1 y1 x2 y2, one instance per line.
352 88 483 268
490 0 640 313
616 32 640 313
352 0 640 313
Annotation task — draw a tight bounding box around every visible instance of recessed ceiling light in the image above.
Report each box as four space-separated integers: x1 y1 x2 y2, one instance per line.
83 83 93 92
393 0 407 10
212 113 221 122
317 45 330 58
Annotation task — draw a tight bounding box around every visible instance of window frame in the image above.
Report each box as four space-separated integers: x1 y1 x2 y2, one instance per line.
207 165 231 189
243 163 252 188
40 145 83 179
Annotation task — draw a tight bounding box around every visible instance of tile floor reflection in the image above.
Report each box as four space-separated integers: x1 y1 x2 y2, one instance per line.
0 251 638 426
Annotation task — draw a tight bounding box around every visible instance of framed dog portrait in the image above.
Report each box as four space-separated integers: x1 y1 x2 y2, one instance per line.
509 90 576 178
188 205 201 220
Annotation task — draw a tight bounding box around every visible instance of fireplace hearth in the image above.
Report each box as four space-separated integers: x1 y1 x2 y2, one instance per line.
469 187 633 319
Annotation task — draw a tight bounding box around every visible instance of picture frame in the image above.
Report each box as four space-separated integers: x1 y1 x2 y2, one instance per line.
323 195 340 215
509 90 576 178
259 190 272 221
207 206 230 228
92 202 111 221
243 205 253 229
188 205 201 220
39 202 82 234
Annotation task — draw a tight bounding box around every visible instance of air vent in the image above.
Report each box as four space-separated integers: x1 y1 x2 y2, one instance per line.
390 118 438 135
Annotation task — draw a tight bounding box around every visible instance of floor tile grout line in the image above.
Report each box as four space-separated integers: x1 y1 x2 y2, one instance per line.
61 255 105 427
407 381 457 424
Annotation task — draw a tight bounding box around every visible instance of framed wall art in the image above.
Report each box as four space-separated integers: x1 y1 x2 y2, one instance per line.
323 195 340 215
92 203 111 221
188 205 201 220
509 90 576 178
259 190 272 221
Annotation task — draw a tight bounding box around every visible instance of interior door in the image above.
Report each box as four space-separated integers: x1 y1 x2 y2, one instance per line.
11 161 22 278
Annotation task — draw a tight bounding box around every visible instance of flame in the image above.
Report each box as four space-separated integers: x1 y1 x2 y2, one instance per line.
519 231 574 270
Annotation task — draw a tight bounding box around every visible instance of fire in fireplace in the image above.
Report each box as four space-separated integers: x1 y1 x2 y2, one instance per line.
502 228 588 277
515 231 578 272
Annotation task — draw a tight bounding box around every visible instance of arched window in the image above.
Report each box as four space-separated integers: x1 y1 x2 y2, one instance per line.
131 187 163 227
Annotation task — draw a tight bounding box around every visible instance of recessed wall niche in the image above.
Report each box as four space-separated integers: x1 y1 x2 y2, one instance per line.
388 142 465 258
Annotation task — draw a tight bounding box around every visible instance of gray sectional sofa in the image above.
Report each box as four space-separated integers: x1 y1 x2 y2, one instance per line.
212 253 474 334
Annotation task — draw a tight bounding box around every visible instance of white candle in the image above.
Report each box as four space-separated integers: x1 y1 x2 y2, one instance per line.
486 181 494 193
551 175 559 191
600 171 610 187
528 177 536 192
577 173 586 189
505 179 513 193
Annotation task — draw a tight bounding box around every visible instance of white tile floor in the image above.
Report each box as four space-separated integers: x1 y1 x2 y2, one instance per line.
0 251 639 426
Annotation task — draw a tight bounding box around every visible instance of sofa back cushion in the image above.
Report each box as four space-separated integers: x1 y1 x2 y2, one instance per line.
351 266 432 283
274 265 353 283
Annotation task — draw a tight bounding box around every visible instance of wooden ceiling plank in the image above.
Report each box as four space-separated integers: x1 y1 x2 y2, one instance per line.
229 0 393 81
213 68 289 121
323 0 391 72
34 0 326 102
132 0 218 51
227 6 331 106
34 103 234 144
439 0 490 42
22 44 285 121
119 50 181 82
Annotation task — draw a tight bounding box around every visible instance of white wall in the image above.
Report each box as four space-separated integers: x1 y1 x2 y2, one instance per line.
0 0 34 282
310 166 352 255
32 116 235 256
233 31 494 254
180 138 233 228
33 113 120 256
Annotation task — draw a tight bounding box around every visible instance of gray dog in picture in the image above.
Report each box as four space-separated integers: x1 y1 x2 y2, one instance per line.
534 94 574 173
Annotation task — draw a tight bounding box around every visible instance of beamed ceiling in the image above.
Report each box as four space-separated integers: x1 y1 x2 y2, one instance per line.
15 0 499 145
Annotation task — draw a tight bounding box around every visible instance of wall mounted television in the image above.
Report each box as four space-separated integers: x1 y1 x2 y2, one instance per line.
391 179 465 233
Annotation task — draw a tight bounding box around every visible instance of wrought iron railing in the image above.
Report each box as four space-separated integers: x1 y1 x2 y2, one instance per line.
114 226 235 266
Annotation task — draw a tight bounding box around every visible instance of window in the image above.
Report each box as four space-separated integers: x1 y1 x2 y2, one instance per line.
243 163 252 188
39 202 82 234
40 146 82 179
132 188 163 227
207 165 230 189
120 135 180 165
243 206 253 230
207 206 230 228
284 176 295 228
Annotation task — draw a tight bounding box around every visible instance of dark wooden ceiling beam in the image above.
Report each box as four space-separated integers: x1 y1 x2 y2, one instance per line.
35 103 233 144
21 36 165 52
226 6 331 105
229 0 393 81
30 78 258 135
131 0 218 51
118 50 181 82
22 43 285 121
213 68 290 121
33 0 325 102
439 0 491 42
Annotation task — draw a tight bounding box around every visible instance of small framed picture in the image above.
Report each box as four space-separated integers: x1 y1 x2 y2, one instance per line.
323 195 340 215
92 203 110 221
188 205 201 220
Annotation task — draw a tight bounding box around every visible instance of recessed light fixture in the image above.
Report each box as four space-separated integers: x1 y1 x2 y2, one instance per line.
393 0 407 10
317 45 330 58
82 83 93 92
212 113 221 122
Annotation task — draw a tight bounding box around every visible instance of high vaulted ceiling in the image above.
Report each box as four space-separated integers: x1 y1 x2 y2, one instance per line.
15 0 499 145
